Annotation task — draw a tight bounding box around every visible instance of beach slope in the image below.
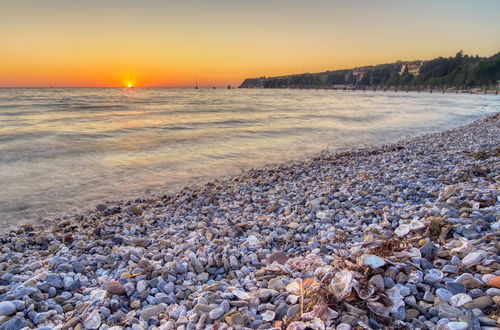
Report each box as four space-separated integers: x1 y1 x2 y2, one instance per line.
0 114 499 329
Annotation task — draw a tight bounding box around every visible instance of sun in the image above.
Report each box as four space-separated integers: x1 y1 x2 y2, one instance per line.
127 83 134 88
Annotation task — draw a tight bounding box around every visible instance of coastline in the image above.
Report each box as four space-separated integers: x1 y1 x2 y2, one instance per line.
0 113 499 329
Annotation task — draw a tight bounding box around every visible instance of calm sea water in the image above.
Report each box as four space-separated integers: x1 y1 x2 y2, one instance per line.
0 88 498 229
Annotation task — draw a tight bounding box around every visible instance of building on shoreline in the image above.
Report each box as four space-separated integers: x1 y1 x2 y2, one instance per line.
400 63 423 75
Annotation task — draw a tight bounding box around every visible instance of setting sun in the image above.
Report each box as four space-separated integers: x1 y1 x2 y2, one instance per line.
127 83 134 88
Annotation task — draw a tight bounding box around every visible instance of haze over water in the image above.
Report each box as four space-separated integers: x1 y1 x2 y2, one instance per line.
0 88 498 229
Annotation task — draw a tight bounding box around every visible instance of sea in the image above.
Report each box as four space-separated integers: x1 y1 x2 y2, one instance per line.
0 88 498 229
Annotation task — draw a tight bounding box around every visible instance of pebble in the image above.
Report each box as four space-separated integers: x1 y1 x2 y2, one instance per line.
446 321 468 330
106 280 126 295
0 301 16 317
359 254 385 269
83 311 101 329
462 251 487 266
209 308 225 320
449 293 472 307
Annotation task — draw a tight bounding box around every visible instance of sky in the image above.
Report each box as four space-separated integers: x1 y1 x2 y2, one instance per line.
1 0 499 87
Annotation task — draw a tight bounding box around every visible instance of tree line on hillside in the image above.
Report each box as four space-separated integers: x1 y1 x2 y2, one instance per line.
239 51 500 89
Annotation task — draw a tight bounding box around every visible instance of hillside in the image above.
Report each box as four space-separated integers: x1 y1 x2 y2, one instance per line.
239 51 500 89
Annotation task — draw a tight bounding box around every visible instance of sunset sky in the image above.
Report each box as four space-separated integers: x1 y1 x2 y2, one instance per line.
1 0 499 87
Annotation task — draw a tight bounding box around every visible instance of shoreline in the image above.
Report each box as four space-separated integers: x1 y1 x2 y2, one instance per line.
0 113 499 329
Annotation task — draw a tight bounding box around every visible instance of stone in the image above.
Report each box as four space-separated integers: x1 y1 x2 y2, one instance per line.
230 312 246 326
0 318 27 330
436 288 453 302
359 254 385 269
446 282 466 295
446 322 468 330
450 293 472 307
268 278 285 291
286 281 301 295
141 305 164 319
247 235 260 246
438 304 464 319
462 251 487 266
262 310 275 322
209 308 224 320
90 289 107 304
287 304 300 318
487 276 500 288
405 309 419 321
466 311 481 330
267 251 288 265
190 256 204 274
137 280 148 293
106 280 126 295
84 311 101 329
441 185 460 200
336 324 352 330
369 274 385 290
395 225 410 236
45 274 64 289
340 315 358 326
463 296 493 309
0 301 16 317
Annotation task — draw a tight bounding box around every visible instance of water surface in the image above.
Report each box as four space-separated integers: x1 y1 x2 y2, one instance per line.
0 88 498 229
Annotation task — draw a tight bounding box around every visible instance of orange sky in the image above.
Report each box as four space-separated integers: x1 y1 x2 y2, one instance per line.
1 0 499 87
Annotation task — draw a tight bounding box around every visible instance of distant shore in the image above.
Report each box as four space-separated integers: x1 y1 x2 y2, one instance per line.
0 113 498 329
239 86 500 95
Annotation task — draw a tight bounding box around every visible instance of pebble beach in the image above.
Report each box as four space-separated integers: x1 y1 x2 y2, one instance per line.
0 113 499 330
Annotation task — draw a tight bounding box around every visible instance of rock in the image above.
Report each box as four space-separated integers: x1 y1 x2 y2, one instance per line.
405 309 419 321
229 312 246 326
436 288 453 302
395 225 410 236
209 308 224 320
369 274 385 290
359 254 385 269
247 235 260 246
463 296 493 309
0 301 16 316
90 289 107 304
268 202 280 212
336 323 352 330
0 318 28 330
106 280 126 295
268 278 285 291
449 293 472 307
446 322 468 330
441 185 461 200
287 304 301 318
446 282 466 295
45 274 64 289
266 251 288 265
191 256 204 274
462 251 487 266
84 311 101 329
438 304 464 319
487 276 500 288
137 280 148 293
340 315 358 326
141 305 164 320
424 269 444 283
286 281 301 295
466 311 481 330
420 242 437 258
262 310 275 322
